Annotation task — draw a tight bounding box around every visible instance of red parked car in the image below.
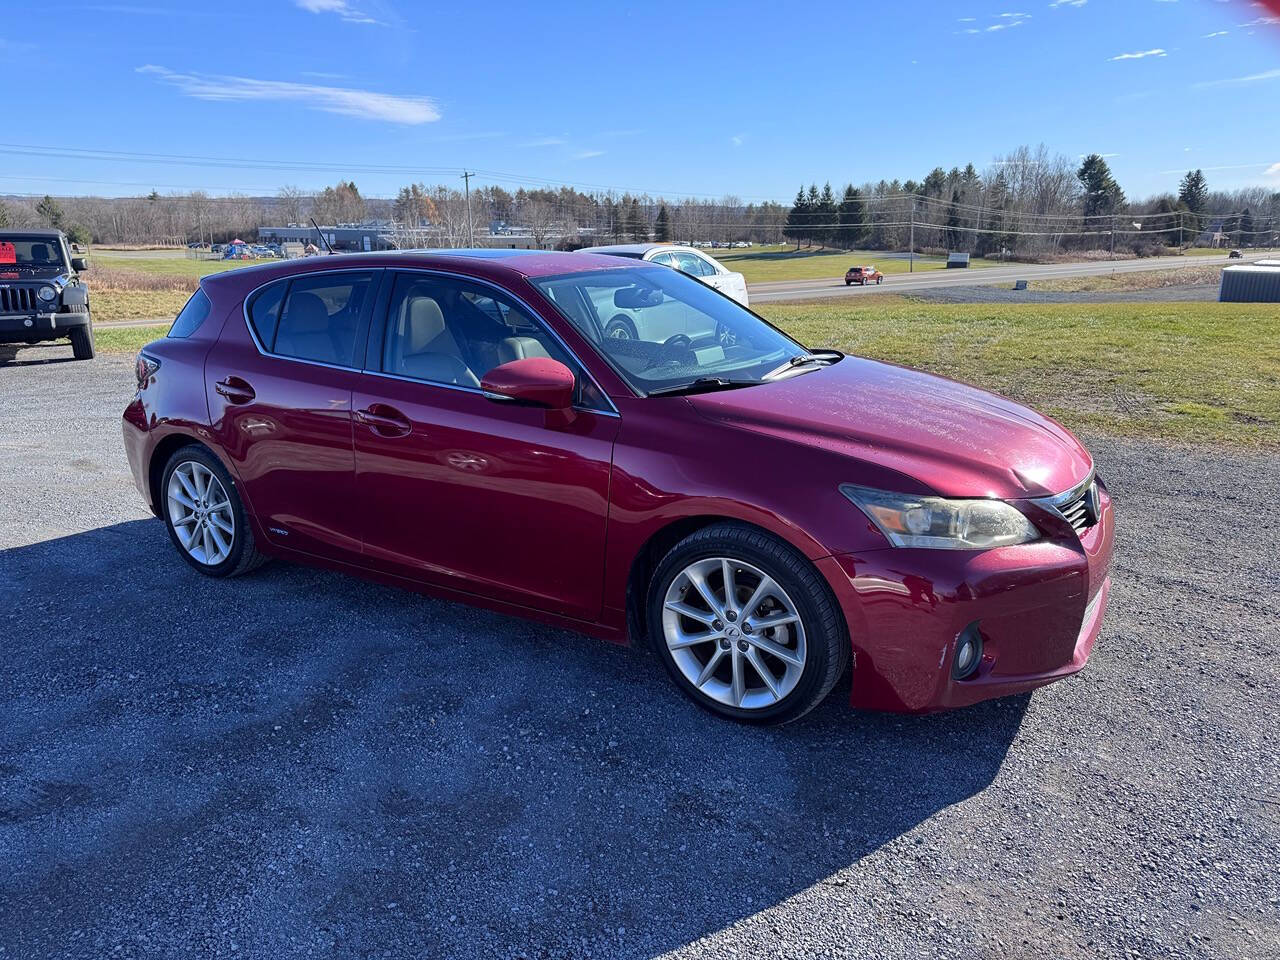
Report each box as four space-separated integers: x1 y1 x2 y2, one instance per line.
845 265 883 286
123 250 1113 724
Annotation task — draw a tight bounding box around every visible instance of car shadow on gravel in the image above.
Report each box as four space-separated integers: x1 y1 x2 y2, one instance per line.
0 342 78 366
1 520 1029 958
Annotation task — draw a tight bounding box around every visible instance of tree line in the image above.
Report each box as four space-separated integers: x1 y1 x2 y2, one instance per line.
2 142 1276 256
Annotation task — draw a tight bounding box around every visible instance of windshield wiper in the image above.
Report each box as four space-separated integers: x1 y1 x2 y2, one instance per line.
647 377 760 397
762 351 839 381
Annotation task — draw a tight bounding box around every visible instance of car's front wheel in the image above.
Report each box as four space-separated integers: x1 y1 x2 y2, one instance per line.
161 445 268 577
69 324 95 361
648 523 848 724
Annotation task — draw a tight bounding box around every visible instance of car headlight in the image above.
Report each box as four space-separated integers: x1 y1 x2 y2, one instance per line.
38 285 57 302
840 484 1039 550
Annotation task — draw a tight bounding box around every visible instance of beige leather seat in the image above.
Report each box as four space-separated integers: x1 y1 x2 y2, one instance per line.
275 292 339 362
392 295 480 387
497 336 552 365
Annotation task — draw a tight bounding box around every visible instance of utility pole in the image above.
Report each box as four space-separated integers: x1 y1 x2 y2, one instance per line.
461 170 475 247
909 199 915 273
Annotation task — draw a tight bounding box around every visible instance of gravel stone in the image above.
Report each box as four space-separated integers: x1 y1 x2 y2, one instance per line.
1 349 1277 959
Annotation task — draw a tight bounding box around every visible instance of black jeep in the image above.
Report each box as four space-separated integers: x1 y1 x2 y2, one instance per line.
0 229 95 360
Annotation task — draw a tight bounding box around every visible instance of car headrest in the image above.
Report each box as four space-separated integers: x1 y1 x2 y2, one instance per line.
283 292 330 333
406 296 446 353
29 243 50 261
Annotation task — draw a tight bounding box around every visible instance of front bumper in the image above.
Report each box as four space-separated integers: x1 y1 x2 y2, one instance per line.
818 485 1115 713
0 310 90 342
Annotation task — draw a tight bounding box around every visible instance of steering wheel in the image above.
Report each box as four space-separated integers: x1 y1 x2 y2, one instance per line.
663 334 693 351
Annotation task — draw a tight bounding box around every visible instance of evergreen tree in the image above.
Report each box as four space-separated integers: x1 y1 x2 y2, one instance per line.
1178 169 1209 237
1077 154 1126 220
816 183 837 248
36 195 65 229
626 197 646 242
784 186 809 248
837 185 868 249
805 184 821 247
1178 169 1209 214
654 203 671 242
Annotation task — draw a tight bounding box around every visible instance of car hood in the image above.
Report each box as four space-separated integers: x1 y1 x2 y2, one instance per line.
688 356 1093 499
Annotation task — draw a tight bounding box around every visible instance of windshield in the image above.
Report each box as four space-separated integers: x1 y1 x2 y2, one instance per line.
0 237 66 269
532 266 812 394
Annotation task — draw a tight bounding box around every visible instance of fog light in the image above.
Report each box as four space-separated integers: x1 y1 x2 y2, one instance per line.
952 623 983 680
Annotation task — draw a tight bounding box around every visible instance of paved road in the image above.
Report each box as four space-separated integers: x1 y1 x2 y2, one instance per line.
2 352 1278 959
748 253 1253 303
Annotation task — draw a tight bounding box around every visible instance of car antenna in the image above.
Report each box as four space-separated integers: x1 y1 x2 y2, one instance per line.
310 218 336 255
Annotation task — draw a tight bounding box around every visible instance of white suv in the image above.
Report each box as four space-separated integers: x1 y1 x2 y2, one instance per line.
577 243 750 307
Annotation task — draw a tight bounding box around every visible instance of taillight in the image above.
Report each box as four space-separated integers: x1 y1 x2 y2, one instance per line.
136 352 160 387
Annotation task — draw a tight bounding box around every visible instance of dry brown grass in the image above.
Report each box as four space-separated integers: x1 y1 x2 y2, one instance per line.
89 265 199 293
1031 265 1222 293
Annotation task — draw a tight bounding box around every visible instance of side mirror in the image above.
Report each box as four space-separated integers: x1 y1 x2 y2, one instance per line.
71 257 90 272
481 357 575 409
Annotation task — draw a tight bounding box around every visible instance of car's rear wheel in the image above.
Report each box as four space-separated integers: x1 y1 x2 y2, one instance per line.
161 445 268 577
648 523 848 724
69 325 95 361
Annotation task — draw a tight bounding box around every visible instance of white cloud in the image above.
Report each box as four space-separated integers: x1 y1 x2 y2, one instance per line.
957 16 976 21
730 135 744 147
1265 163 1280 178
1194 67 1280 87
137 65 439 124
1049 0 1087 8
1238 16 1280 26
1108 48 1167 60
575 149 605 159
522 137 566 147
1203 30 1229 37
294 0 382 25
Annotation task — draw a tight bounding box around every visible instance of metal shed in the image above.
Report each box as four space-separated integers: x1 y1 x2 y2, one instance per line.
1219 263 1280 302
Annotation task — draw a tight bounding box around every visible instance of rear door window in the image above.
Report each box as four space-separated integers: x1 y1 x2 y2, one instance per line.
269 272 377 367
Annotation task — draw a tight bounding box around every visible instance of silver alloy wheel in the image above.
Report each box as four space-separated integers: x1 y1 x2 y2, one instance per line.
661 556 807 710
166 460 235 567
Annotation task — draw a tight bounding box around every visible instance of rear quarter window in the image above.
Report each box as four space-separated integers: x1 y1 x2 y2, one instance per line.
246 281 286 349
168 289 212 339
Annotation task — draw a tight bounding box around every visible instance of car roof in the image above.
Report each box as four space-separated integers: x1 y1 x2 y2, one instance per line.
577 243 675 256
0 229 64 239
199 248 652 297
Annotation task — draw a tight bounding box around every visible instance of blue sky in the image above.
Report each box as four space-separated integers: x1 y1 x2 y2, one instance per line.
3 0 1278 201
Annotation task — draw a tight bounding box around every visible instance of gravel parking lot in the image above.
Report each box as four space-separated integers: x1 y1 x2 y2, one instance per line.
2 345 1278 959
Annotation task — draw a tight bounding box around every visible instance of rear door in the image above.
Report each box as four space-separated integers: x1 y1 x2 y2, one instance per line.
203 269 380 559
351 271 619 621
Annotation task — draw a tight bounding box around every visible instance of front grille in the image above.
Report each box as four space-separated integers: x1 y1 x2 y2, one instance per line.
1057 481 1099 535
0 286 38 314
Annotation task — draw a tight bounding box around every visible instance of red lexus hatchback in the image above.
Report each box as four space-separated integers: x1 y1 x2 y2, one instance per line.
123 250 1113 724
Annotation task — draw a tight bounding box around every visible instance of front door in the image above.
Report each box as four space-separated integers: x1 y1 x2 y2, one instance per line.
352 271 619 621
204 268 380 559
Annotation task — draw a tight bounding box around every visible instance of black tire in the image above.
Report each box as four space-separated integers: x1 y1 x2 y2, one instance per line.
876 277 882 285
604 314 638 340
845 280 852 286
160 444 270 578
70 324 95 361
647 522 848 725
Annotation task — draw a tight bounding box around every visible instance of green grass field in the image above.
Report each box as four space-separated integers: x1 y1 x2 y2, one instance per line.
760 299 1279 447
94 299 1279 449
705 245 998 283
92 253 271 279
